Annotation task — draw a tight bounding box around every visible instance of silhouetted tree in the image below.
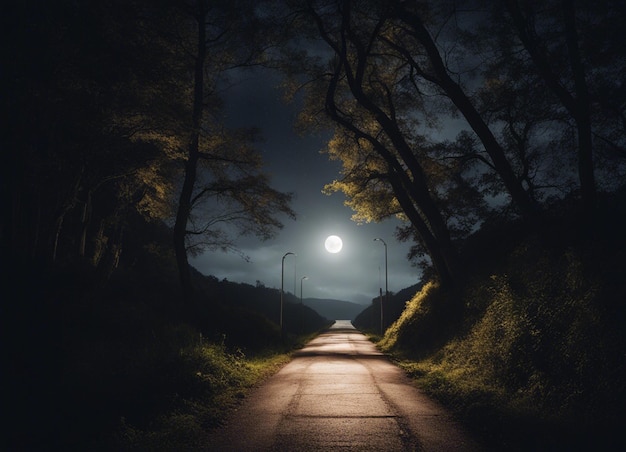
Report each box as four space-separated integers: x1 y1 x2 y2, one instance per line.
449 0 626 223
283 1 518 284
280 0 625 284
166 0 295 307
1 0 179 273
499 0 626 224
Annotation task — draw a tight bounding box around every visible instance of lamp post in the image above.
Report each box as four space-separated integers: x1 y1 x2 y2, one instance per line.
281 252 295 333
374 238 387 335
300 276 308 333
300 276 308 304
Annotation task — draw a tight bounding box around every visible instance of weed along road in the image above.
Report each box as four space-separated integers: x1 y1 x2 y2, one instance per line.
206 321 482 451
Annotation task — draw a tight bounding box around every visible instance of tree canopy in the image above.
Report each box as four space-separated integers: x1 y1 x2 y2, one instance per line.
280 0 626 284
1 0 295 301
2 0 624 292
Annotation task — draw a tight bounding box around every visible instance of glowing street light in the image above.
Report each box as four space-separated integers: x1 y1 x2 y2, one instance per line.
281 252 296 332
374 238 388 335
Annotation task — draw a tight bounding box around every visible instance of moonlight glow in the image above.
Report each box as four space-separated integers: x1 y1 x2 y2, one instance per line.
324 235 343 253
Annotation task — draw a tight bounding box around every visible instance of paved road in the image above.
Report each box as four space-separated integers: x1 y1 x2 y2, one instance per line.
206 321 482 451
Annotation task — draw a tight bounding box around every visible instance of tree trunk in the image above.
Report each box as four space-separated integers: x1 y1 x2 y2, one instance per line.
50 213 65 264
319 3 460 285
51 167 83 263
78 189 92 258
505 0 596 219
173 152 199 305
396 6 539 219
562 0 596 220
97 224 123 286
91 220 106 267
51 199 76 263
388 170 459 286
172 2 206 307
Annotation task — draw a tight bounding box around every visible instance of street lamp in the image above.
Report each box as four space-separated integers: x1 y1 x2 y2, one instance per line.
300 276 308 333
300 276 308 304
374 238 388 335
281 252 296 332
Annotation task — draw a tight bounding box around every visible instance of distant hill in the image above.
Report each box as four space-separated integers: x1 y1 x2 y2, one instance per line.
353 282 424 332
302 298 365 321
191 271 331 338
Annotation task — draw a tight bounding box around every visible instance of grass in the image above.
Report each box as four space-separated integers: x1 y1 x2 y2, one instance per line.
7 290 314 451
111 334 295 451
5 244 332 451
376 236 626 451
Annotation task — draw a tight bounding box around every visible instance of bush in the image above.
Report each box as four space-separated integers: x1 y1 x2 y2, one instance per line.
383 231 626 449
379 281 463 359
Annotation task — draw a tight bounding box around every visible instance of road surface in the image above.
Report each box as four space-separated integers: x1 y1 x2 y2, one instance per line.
206 320 482 451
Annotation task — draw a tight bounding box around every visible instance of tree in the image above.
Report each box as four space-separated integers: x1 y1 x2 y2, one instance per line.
385 1 540 218
461 0 626 223
168 0 295 306
282 0 625 284
284 0 531 284
502 0 626 223
1 0 179 272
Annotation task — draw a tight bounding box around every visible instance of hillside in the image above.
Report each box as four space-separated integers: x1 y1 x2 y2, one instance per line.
191 271 331 342
375 195 626 450
302 298 365 321
4 236 331 450
192 274 367 324
353 283 424 332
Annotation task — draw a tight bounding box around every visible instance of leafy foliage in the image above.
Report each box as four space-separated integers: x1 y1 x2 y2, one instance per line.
283 0 626 285
2 216 327 450
379 194 626 449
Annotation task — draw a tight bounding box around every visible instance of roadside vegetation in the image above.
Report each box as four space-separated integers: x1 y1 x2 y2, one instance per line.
374 194 626 451
4 1 625 450
108 320 325 451
4 237 330 450
112 339 292 451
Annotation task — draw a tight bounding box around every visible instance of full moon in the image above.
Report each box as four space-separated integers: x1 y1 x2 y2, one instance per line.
324 235 343 253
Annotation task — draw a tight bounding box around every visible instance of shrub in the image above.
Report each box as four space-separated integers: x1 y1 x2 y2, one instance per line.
384 233 626 449
380 281 463 358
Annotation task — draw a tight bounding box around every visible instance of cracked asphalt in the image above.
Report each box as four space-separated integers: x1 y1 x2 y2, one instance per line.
205 320 483 451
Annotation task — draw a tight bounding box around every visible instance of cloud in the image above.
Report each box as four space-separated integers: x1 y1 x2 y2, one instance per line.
190 67 423 305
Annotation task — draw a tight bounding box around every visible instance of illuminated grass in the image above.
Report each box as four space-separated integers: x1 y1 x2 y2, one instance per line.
112 332 294 450
380 240 626 449
379 281 438 352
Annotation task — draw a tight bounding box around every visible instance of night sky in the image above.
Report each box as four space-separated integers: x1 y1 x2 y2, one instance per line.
190 70 422 304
